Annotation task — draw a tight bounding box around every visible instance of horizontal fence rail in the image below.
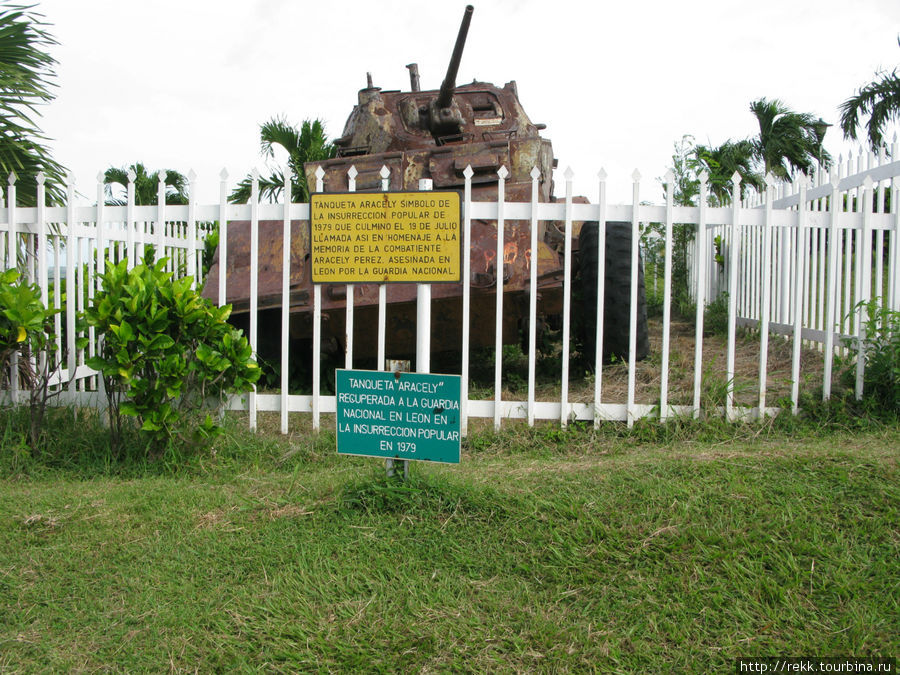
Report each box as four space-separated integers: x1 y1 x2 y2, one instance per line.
1 154 898 434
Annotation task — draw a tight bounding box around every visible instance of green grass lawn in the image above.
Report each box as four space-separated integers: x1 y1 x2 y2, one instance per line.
1 418 898 672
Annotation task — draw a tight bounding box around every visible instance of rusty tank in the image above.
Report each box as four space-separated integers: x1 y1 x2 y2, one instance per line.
203 5 648 370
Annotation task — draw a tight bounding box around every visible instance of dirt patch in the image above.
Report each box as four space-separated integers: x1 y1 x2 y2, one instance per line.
194 506 241 530
502 315 829 409
194 501 314 530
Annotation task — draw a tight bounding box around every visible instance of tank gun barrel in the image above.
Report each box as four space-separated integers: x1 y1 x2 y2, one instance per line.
436 5 473 109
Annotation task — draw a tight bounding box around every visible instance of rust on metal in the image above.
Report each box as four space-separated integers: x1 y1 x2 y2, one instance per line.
202 4 589 359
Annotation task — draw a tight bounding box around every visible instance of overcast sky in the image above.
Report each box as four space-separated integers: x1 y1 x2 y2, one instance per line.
33 0 900 205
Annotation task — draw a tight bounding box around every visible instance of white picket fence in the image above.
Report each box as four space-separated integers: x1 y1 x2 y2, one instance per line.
1 154 898 434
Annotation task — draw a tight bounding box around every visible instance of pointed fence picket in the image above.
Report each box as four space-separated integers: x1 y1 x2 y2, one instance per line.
658 171 674 422
1 151 898 433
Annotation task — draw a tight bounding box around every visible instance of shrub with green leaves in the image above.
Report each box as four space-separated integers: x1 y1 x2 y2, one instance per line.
1 269 52 382
84 255 259 456
704 291 730 337
856 301 900 414
0 268 66 449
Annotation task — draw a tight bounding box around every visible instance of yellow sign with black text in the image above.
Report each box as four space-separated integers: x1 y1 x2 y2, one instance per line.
310 191 461 284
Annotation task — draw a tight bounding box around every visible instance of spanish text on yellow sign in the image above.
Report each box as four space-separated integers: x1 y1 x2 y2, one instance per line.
310 191 461 284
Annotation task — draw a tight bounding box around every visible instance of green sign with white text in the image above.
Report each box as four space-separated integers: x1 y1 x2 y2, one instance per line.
336 369 461 464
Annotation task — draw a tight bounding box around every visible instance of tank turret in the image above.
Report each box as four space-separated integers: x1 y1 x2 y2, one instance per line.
308 4 555 201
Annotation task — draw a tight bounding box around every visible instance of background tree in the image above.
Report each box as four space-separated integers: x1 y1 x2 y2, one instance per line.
839 40 900 150
749 98 831 179
0 4 66 205
230 117 335 204
694 139 763 206
654 136 701 310
103 163 189 206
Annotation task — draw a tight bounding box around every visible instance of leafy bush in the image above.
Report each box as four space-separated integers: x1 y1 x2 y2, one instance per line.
84 255 260 457
704 291 730 337
855 302 899 414
0 268 67 449
1 269 51 383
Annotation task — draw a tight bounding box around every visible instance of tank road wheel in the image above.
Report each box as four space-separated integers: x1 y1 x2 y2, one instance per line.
576 221 650 365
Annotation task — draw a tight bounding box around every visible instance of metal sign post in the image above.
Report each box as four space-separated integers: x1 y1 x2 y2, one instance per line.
385 359 410 479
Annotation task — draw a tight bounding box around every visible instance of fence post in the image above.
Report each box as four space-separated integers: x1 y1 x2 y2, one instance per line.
75 183 86 392
527 166 540 427
218 169 228 307
66 175 76 402
823 171 841 400
779 194 790 325
386 358 411 480
657 171 674 422
841 160 852 353
493 167 508 431
6 173 15 272
53 219 62 357
35 173 47 380
791 175 809 415
594 169 609 427
560 167 574 427
757 173 775 416
156 172 166 264
726 172 742 420
126 168 136 268
248 169 259 432
95 172 107 421
0 174 6 273
417 178 434 376
874 146 885 307
280 169 291 435
312 167 325 431
816 185 827 350
855 175 874 400
627 169 641 427
345 166 357 371
187 170 197 287
692 172 708 419
460 165 473 436
7 173 18 404
891 134 900 313
377 166 390 373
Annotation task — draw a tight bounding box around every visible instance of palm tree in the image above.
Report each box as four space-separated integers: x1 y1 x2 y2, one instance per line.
0 4 66 206
694 139 764 205
103 163 189 205
840 48 900 150
230 117 335 204
749 98 831 180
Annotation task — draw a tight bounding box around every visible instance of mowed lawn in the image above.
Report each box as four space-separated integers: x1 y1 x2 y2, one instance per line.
1 422 898 672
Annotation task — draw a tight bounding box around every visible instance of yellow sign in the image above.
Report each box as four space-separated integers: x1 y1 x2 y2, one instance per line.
310 192 461 283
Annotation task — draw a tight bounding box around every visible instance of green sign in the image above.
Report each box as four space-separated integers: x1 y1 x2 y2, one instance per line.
336 369 461 464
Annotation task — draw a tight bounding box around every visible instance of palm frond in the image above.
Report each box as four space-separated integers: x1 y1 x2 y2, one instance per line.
259 116 303 161
840 70 900 149
232 117 335 203
0 5 66 206
103 163 190 205
695 139 764 205
750 98 831 180
228 169 298 204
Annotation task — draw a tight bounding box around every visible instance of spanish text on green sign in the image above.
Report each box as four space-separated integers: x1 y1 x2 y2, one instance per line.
335 369 462 464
